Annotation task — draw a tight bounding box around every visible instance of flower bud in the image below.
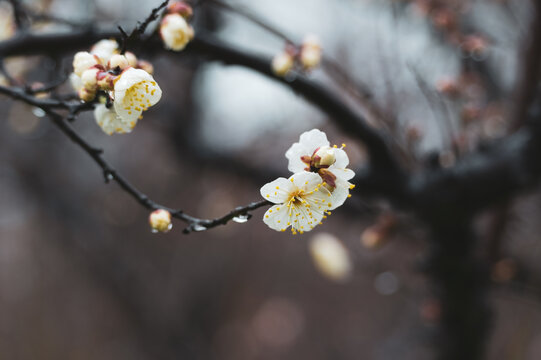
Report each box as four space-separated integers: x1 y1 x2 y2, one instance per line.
137 60 154 75
108 54 129 70
91 39 119 64
125 52 138 67
167 1 193 19
96 71 116 91
78 87 96 102
300 47 321 70
149 209 172 233
313 146 336 167
81 68 99 91
73 51 98 76
300 35 322 70
160 13 194 51
271 52 294 77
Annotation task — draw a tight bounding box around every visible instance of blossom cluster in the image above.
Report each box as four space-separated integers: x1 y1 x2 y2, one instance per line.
70 39 162 135
160 1 194 51
272 35 322 77
260 129 355 234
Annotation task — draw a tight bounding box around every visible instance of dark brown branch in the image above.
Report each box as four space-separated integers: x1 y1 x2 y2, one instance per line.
0 85 271 233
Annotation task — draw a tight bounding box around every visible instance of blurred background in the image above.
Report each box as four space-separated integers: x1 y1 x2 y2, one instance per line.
2 0 541 359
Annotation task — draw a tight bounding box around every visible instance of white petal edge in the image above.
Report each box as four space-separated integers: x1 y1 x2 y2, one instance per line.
260 177 295 204
263 205 290 231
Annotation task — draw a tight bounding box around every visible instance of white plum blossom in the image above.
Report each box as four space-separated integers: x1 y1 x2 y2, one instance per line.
260 172 334 234
285 129 355 210
113 68 162 125
160 13 194 51
94 103 134 135
91 39 119 65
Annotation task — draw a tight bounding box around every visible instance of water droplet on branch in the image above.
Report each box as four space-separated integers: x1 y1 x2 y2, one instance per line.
192 224 207 232
232 214 251 223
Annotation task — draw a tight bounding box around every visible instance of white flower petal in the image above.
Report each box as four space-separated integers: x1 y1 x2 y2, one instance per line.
263 205 290 231
113 68 162 124
260 177 295 204
285 129 330 173
291 172 322 192
331 168 355 181
332 148 350 169
292 201 324 232
91 39 119 64
299 128 329 148
69 73 83 92
328 178 351 210
94 104 134 135
305 184 334 213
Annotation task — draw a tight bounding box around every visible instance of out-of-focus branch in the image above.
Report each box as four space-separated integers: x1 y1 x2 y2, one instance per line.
119 0 170 53
510 1 541 131
7 0 28 29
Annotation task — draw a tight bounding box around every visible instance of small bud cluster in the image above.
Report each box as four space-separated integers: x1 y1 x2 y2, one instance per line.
271 35 322 77
70 39 162 135
160 1 195 51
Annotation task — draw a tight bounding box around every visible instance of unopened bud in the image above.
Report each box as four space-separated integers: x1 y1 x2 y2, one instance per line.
96 71 115 91
108 54 129 70
271 52 294 77
313 146 336 167
73 51 98 76
300 34 322 70
81 68 99 91
137 60 154 75
300 46 321 70
78 87 96 102
91 39 119 64
168 1 193 19
149 209 172 233
125 52 138 67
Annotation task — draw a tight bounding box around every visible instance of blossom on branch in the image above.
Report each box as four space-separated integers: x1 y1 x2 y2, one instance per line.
286 129 355 210
149 209 172 233
113 68 162 126
160 13 194 51
260 172 332 234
